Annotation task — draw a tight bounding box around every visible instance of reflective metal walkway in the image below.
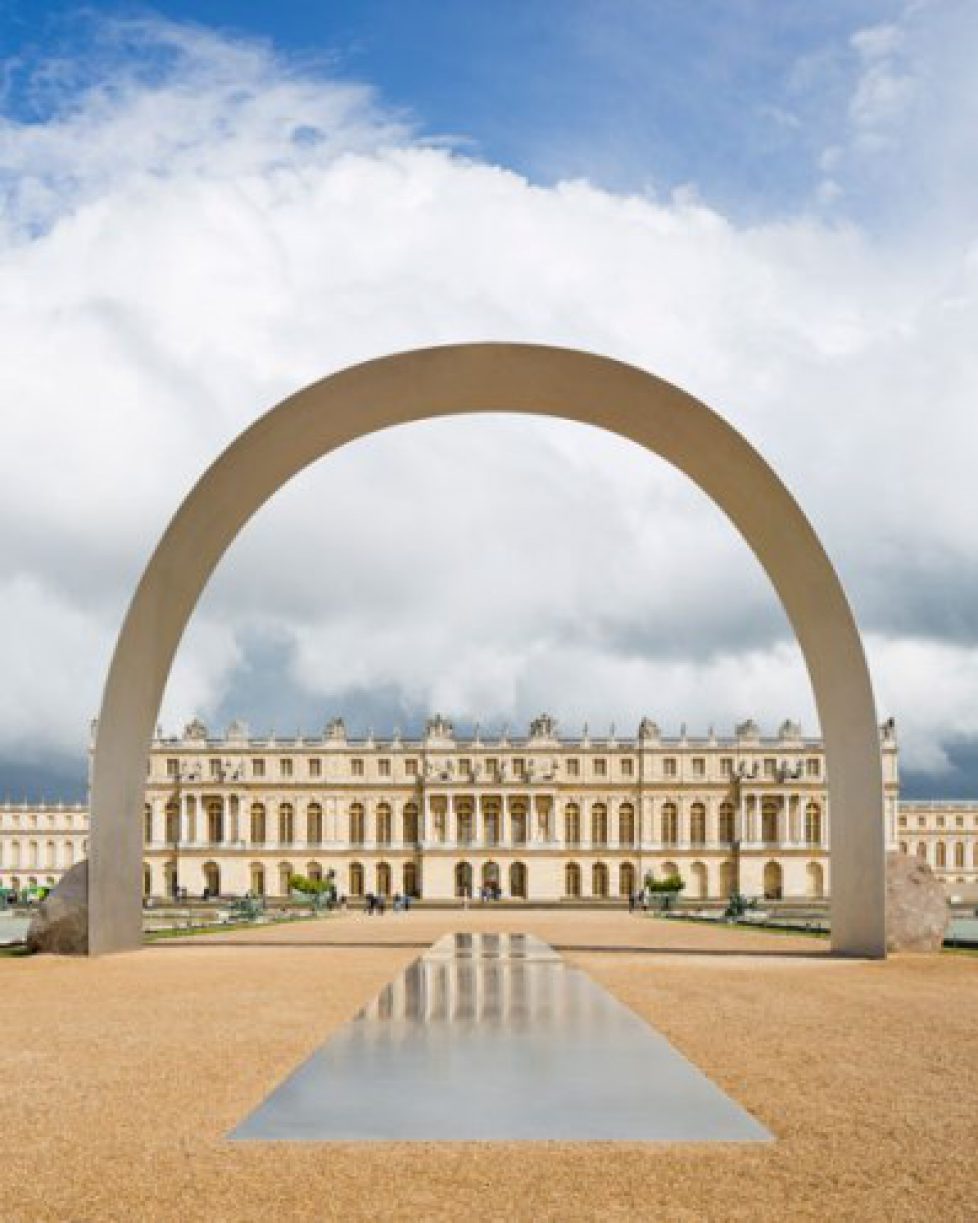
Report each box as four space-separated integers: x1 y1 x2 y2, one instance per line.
231 933 771 1142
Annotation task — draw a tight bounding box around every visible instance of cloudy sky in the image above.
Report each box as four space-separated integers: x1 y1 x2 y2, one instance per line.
1 1 977 801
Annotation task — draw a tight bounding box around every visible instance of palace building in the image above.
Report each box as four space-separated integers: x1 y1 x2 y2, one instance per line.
10 712 967 904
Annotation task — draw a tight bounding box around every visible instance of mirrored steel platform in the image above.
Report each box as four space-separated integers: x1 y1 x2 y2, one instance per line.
230 933 771 1143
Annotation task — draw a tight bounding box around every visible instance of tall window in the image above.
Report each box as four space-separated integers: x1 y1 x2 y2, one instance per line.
590 803 608 846
592 862 609 897
690 802 706 846
936 841 946 867
565 861 581 897
278 803 295 844
618 803 636 846
403 803 419 844
376 803 392 845
718 801 735 843
350 803 365 845
166 758 179 779
511 804 527 845
250 803 266 845
309 758 322 779
660 802 678 845
307 803 323 844
762 800 779 843
805 802 822 845
206 800 223 844
144 805 153 844
564 803 580 845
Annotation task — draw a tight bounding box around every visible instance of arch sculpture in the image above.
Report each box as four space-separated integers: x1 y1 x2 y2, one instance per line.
89 343 886 955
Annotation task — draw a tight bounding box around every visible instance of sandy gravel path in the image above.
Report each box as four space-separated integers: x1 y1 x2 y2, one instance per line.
3 911 975 1222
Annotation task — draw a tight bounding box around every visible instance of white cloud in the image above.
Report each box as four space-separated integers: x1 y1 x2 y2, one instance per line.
1 14 977 789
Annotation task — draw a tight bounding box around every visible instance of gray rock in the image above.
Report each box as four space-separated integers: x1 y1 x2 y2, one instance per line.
886 851 947 953
26 861 88 955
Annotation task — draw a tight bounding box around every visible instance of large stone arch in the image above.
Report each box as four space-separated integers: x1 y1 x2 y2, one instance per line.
88 342 885 956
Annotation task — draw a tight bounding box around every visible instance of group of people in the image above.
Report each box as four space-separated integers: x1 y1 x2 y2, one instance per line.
363 891 412 915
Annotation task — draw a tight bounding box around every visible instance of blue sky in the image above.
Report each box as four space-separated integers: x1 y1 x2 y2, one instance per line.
3 1 898 216
1 1 978 802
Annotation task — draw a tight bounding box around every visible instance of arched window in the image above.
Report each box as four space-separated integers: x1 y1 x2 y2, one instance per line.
510 803 527 845
619 861 636 897
307 862 322 883
28 841 38 868
917 842 927 861
165 801 180 843
805 802 822 845
278 804 295 845
45 840 56 868
618 803 635 846
278 862 294 895
591 804 608 846
454 861 473 898
307 803 323 844
482 861 500 891
349 803 365 845
376 803 392 846
954 842 965 868
806 861 824 899
403 802 419 845
64 841 74 868
763 860 783 900
144 805 153 844
660 802 678 845
690 803 706 846
564 803 580 845
349 861 364 898
143 864 152 898
403 860 419 898
164 860 178 898
376 861 392 897
936 841 946 868
250 803 266 845
206 799 223 844
718 802 735 843
565 861 581 897
690 861 708 899
11 841 20 868
762 800 779 844
898 841 908 854
509 861 527 899
592 861 609 898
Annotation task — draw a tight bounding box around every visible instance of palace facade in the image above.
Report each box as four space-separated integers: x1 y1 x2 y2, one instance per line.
3 713 951 904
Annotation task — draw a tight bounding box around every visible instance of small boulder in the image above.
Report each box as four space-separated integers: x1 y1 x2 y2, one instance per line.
886 851 948 953
26 861 88 955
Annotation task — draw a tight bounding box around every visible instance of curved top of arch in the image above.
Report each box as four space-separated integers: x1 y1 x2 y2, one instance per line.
90 342 885 956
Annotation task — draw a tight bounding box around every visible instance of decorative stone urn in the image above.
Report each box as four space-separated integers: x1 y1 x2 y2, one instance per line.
26 861 88 955
886 851 948 953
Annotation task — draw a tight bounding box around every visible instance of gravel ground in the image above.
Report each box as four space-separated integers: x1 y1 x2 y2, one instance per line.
3 910 975 1222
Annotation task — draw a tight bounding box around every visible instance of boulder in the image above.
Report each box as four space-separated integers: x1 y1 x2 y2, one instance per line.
26 861 88 955
886 851 948 953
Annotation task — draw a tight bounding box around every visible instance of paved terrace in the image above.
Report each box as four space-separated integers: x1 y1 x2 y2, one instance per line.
3 911 975 1222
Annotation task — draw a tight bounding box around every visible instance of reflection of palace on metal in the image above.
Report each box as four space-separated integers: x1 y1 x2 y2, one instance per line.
231 932 773 1143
